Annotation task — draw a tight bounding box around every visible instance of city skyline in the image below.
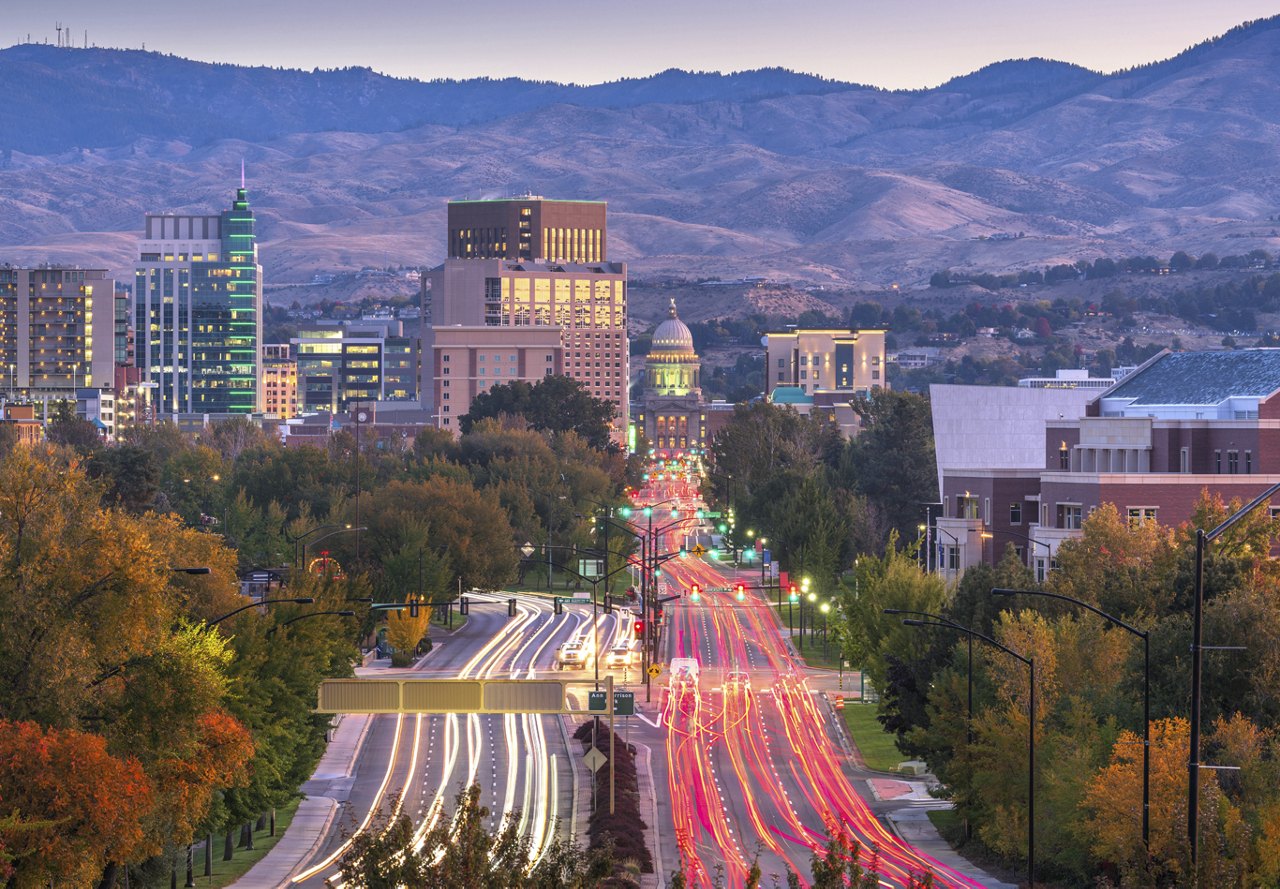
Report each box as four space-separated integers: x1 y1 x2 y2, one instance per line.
4 1 1276 90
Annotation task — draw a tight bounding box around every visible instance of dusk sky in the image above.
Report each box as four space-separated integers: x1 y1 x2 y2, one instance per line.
5 1 1277 89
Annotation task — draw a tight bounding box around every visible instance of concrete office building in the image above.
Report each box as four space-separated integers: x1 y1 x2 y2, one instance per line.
762 328 888 437
134 186 263 416
430 326 564 430
0 265 115 404
425 197 628 439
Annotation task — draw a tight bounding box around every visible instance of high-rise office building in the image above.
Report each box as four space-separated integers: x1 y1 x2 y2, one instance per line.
447 197 606 262
426 197 628 440
134 186 263 416
292 318 418 413
0 265 115 401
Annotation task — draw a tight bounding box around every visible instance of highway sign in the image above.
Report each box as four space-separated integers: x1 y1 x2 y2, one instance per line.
583 746 607 773
588 690 608 712
578 558 604 579
614 690 635 716
648 664 662 678
556 597 592 605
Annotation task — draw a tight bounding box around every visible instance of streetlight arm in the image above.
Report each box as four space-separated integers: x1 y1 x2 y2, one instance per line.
267 610 358 637
991 588 1147 639
1207 480 1280 541
902 618 1031 667
208 597 315 626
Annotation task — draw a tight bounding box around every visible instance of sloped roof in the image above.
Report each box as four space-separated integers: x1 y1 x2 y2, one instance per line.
1104 350 1280 405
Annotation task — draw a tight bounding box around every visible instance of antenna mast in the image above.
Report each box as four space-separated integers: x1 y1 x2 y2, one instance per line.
55 22 62 47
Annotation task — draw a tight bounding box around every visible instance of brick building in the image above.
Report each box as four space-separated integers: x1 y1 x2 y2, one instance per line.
931 350 1280 581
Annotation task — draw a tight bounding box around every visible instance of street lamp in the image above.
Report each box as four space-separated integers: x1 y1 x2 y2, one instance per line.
208 597 315 626
994 587 1150 852
820 601 831 655
1187 481 1280 868
901 615 1036 889
266 610 358 637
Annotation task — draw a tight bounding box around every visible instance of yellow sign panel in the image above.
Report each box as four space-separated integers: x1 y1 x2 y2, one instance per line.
648 664 662 677
691 544 706 556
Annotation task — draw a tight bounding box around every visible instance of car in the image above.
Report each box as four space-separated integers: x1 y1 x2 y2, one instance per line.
669 656 700 685
723 671 750 693
605 645 634 668
556 641 590 669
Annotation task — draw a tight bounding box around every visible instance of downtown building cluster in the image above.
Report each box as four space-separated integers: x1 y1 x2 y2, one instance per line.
0 182 899 452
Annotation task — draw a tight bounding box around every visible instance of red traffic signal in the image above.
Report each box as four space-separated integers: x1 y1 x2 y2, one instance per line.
734 583 746 601
633 620 645 637
689 583 702 602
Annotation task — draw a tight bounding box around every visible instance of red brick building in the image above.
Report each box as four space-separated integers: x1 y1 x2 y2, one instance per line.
932 350 1280 581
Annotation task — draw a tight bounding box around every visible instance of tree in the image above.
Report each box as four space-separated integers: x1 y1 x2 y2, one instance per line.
461 376 616 450
844 390 936 541
44 400 101 454
385 595 432 666
0 720 154 885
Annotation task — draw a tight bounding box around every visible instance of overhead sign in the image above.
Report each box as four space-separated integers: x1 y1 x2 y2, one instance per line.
704 511 722 518
614 690 635 716
588 690 609 712
557 597 592 606
579 559 604 579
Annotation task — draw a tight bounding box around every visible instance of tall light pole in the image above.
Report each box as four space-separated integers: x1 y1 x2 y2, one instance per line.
1188 481 1280 870
993 587 1149 852
353 404 369 564
901 615 1036 888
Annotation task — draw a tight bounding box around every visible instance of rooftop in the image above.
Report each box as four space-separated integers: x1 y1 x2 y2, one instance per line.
1102 350 1280 406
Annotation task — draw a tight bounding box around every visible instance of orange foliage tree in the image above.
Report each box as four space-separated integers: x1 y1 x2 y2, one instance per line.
0 720 154 886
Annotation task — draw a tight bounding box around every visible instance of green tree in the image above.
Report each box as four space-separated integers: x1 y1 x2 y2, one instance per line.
842 390 936 541
460 376 616 450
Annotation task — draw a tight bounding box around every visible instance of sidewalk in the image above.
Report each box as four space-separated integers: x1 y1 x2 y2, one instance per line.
886 809 1018 889
229 711 373 887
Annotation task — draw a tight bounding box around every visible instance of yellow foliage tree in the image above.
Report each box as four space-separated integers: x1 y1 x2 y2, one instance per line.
385 597 432 667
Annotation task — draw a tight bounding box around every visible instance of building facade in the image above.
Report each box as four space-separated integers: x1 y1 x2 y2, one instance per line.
761 328 888 437
134 186 263 416
291 319 418 414
430 326 564 431
262 343 299 418
447 197 607 263
932 350 1280 582
0 265 115 402
425 197 628 439
635 299 709 456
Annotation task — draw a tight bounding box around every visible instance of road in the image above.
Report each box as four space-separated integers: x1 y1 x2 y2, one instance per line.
644 474 985 889
289 596 636 886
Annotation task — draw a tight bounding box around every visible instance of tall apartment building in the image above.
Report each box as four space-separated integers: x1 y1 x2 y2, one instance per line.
134 186 263 416
425 197 628 439
0 265 115 401
447 197 606 262
262 343 299 418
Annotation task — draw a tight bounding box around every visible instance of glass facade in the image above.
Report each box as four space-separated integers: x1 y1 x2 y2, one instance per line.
135 187 262 415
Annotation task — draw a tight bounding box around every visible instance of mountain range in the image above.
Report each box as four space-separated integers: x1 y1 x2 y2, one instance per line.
2 15 1280 302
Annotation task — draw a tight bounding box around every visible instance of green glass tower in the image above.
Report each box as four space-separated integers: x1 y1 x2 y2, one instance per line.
136 186 263 415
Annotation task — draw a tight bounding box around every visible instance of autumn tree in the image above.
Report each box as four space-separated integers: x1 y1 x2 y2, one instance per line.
385 595 432 666
0 720 154 886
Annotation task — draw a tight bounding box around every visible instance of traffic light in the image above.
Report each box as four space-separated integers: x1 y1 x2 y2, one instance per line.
409 597 420 618
718 523 728 533
788 584 799 603
507 598 517 617
690 583 701 603
735 583 746 602
633 620 645 637
553 597 563 615
619 506 632 519
460 596 470 615
603 594 614 614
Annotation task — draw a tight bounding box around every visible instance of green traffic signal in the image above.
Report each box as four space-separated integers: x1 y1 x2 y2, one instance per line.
718 523 727 533
619 506 632 518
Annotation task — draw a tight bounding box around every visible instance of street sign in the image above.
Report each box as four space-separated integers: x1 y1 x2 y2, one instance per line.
578 559 604 579
583 746 608 773
691 544 706 556
614 690 635 716
648 664 662 678
588 690 608 712
520 541 536 558
704 511 722 518
556 597 592 606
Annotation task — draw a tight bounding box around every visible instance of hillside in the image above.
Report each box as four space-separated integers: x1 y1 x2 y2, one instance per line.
1 15 1280 314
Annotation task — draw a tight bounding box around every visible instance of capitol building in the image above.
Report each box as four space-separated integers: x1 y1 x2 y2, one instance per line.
634 299 726 457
